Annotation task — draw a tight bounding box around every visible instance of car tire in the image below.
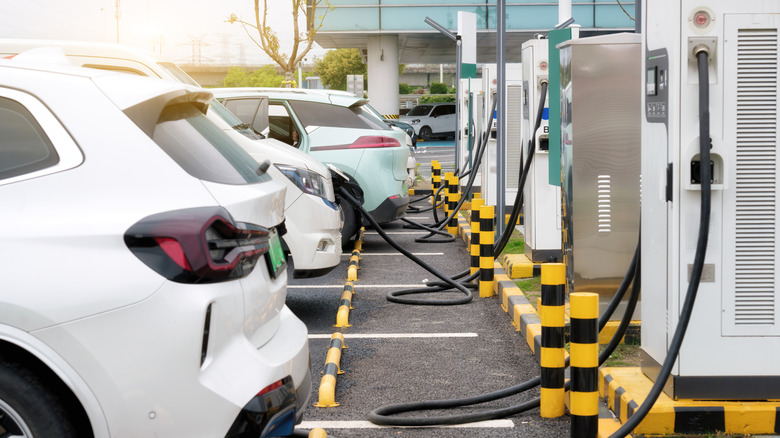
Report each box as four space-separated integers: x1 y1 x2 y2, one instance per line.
419 126 433 141
337 196 360 248
0 359 78 438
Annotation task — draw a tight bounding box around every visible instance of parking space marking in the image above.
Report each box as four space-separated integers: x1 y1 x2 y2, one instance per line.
365 231 431 236
341 252 444 256
308 333 478 339
298 420 515 429
289 284 431 289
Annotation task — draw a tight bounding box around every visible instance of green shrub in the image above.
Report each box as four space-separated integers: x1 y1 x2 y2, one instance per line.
429 82 448 94
419 94 455 104
399 82 412 94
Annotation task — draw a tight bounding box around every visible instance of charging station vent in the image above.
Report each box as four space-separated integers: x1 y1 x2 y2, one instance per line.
507 84 523 189
597 175 612 233
733 28 778 326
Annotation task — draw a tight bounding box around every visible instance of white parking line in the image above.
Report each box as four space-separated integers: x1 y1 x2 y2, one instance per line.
363 231 430 235
298 420 515 429
288 284 435 289
308 333 478 339
341 252 443 256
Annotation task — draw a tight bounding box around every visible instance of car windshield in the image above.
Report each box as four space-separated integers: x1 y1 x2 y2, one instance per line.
406 105 433 116
209 101 264 140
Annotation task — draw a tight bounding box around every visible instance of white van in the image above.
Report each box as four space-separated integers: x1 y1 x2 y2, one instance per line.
0 39 343 276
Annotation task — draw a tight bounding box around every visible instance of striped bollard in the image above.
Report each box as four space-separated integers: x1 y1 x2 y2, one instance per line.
470 197 485 275
570 292 599 438
442 172 453 217
447 174 459 236
313 333 347 408
431 161 442 207
347 251 360 282
540 263 566 418
478 205 494 297
334 282 355 328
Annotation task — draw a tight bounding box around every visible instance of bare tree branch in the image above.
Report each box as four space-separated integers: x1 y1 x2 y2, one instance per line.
228 0 333 84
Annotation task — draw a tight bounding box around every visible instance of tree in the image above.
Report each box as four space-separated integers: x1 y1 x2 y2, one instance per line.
314 48 366 90
220 65 284 87
227 0 332 86
314 48 407 91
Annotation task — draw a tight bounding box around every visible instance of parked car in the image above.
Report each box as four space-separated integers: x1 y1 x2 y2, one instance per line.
399 102 456 141
0 59 310 437
224 87 418 189
0 38 343 274
212 87 413 243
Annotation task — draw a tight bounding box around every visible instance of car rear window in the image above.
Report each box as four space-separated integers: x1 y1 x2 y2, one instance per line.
0 97 59 180
153 103 268 184
406 105 433 116
289 100 389 131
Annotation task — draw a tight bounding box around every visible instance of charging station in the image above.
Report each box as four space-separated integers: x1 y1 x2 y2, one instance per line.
521 37 561 262
480 63 523 209
558 33 642 320
457 77 483 185
642 0 780 400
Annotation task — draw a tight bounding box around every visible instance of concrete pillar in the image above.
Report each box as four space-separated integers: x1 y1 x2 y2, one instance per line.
367 34 399 117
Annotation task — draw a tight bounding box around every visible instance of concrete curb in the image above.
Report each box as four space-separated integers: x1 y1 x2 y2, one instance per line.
600 367 780 436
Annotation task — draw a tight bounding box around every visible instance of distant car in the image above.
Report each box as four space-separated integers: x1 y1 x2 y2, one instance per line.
0 59 310 437
0 38 342 277
213 88 413 244
399 102 456 141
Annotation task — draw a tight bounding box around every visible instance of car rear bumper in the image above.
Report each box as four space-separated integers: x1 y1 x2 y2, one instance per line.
32 282 311 437
284 194 341 277
368 194 409 223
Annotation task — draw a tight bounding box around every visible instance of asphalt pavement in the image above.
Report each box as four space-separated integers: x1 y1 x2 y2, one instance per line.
286 144 570 437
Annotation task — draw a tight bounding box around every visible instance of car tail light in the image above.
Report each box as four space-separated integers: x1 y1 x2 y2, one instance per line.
310 135 401 151
125 206 271 284
349 135 400 149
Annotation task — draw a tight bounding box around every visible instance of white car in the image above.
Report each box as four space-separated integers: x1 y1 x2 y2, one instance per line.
0 38 342 277
399 102 456 141
0 60 310 436
208 102 342 277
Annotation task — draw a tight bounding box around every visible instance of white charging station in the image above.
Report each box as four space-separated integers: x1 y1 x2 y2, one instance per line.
521 38 562 262
457 77 483 183
641 0 780 399
480 63 523 208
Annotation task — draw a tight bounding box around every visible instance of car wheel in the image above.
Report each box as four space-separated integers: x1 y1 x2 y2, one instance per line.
419 126 433 141
0 359 78 437
337 196 360 248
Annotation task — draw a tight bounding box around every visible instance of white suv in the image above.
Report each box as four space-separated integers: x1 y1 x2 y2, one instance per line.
399 102 456 141
0 60 310 437
0 39 342 277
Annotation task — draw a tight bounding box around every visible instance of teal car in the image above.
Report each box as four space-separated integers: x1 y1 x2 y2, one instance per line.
213 88 412 245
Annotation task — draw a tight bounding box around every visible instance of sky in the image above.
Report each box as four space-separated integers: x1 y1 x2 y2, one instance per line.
0 0 329 66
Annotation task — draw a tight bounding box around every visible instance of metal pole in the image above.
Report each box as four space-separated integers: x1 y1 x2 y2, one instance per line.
455 36 462 174
496 0 506 236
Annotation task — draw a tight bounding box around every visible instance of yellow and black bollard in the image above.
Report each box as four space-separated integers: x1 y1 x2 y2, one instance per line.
478 204 494 297
442 172 453 219
569 292 599 438
313 332 347 408
470 197 485 275
447 174 460 236
431 160 442 207
334 282 355 328
540 263 566 418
